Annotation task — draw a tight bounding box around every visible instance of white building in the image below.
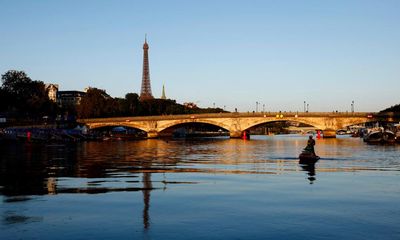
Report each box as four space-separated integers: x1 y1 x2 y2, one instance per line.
45 84 59 102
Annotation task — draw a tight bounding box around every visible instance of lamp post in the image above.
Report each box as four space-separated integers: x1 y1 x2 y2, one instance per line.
256 101 259 112
213 102 215 108
351 100 354 113
263 104 265 113
304 101 306 113
306 103 309 113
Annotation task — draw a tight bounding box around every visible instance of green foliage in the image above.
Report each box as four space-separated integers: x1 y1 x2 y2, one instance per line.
77 88 118 118
0 88 10 112
380 104 400 113
140 99 183 116
1 70 31 95
121 93 141 115
77 91 226 118
1 70 57 118
1 69 228 121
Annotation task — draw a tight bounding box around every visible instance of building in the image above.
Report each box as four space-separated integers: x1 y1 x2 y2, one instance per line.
56 91 86 108
45 84 59 102
140 36 154 101
183 102 198 109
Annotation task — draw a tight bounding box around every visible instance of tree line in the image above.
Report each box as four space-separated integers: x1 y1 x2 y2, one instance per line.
0 70 57 120
0 70 224 123
380 104 400 113
76 88 224 118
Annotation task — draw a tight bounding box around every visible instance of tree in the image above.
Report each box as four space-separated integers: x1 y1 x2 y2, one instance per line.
1 70 56 118
1 70 31 95
0 88 10 113
380 104 400 113
77 88 118 118
25 80 52 116
124 93 141 115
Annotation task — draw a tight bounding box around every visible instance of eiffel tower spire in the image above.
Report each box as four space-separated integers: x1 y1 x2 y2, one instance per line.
140 35 154 101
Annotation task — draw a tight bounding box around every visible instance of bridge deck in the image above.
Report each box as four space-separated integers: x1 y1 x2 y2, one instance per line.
79 112 373 123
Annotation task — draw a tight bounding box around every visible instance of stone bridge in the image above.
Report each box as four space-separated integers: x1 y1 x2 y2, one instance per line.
78 112 375 138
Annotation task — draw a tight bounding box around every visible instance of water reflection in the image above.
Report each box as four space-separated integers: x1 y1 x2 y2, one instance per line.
2 211 43 225
1 136 400 197
300 163 316 184
1 135 400 239
142 172 152 229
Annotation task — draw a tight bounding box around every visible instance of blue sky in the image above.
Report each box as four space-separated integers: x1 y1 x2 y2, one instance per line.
1 0 399 112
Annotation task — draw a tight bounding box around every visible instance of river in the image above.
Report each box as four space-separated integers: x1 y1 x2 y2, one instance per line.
1 135 399 239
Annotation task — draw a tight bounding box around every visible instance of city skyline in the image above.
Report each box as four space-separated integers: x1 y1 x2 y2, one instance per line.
1 0 399 112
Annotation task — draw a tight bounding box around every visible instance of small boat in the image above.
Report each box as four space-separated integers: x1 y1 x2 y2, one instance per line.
364 129 395 144
299 151 320 164
383 130 395 144
363 130 382 143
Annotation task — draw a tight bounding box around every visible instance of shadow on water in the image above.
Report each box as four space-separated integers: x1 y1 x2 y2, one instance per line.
2 212 43 225
299 163 317 184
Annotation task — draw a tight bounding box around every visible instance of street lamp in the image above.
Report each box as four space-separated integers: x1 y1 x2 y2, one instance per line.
304 101 306 113
256 101 259 112
351 100 354 113
306 103 309 113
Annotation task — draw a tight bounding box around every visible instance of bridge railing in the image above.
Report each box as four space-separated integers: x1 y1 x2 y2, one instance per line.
78 112 375 123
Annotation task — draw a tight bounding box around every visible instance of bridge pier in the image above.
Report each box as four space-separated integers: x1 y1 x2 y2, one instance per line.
230 131 243 138
322 128 336 138
147 131 159 139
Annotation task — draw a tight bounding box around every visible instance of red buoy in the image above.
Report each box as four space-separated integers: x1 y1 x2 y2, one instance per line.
27 131 31 141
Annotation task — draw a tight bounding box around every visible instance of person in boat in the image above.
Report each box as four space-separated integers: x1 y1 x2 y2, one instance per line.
304 135 316 155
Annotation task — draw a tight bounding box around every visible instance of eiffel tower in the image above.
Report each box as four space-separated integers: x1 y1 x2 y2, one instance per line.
140 36 154 101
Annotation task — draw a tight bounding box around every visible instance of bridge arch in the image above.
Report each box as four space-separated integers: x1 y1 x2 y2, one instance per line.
157 119 231 133
157 120 230 138
85 122 148 133
241 118 323 131
341 120 376 128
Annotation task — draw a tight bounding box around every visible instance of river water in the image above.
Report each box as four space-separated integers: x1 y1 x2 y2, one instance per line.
1 135 399 240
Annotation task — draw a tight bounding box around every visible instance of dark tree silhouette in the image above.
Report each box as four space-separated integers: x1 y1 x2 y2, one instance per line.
380 104 400 113
1 70 56 118
77 88 118 118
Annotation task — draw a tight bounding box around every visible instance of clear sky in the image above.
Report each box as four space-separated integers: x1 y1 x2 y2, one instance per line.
1 0 399 112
